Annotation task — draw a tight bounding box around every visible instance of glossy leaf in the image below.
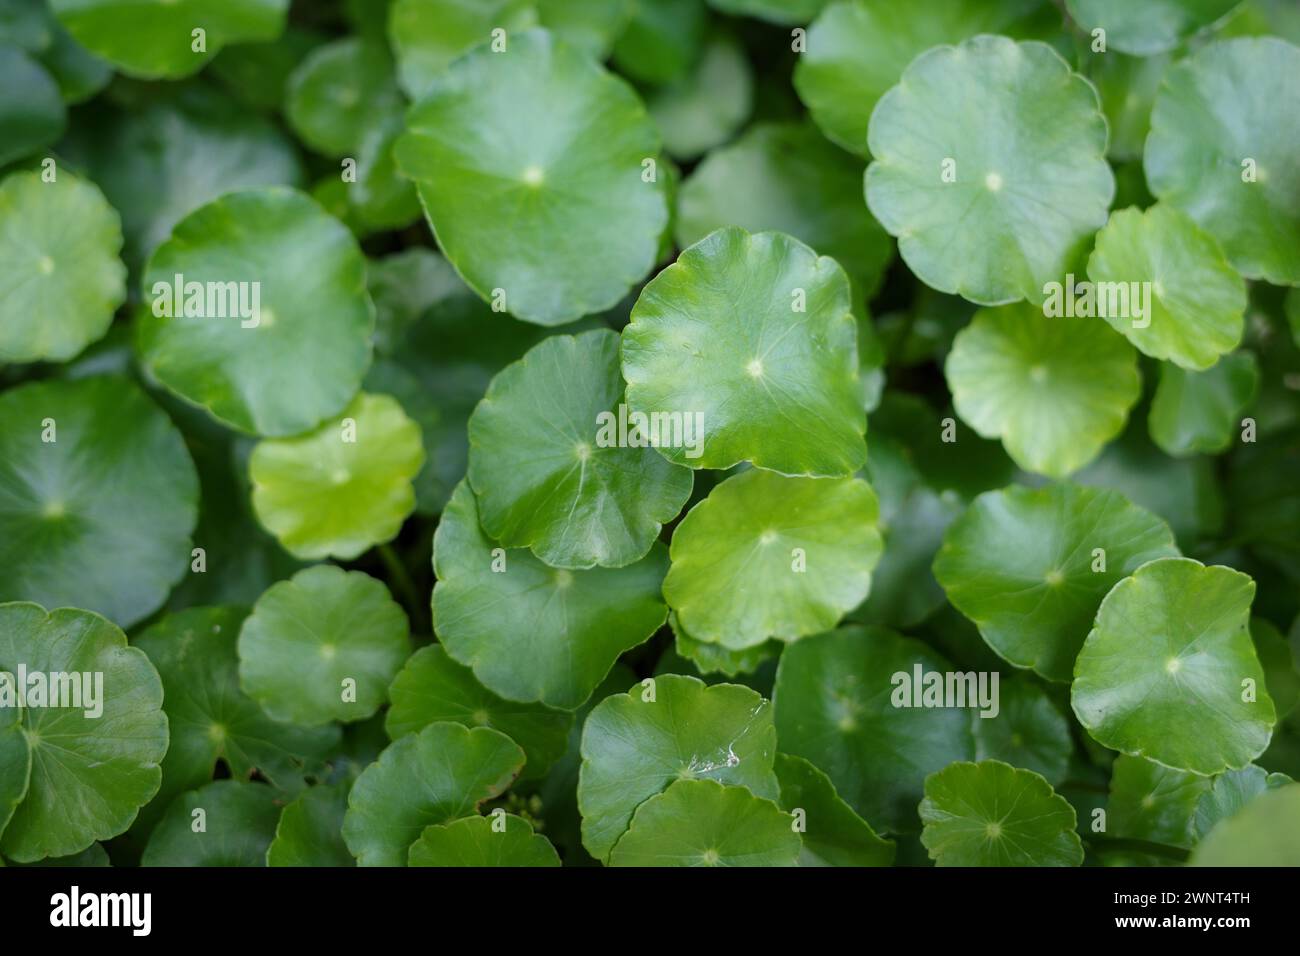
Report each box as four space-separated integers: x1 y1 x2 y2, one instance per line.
578 674 778 862
408 813 561 867
775 753 894 866
623 227 867 476
342 721 525 866
945 304 1141 477
934 483 1179 682
388 0 536 99
919 760 1083 866
1191 764 1293 841
1066 0 1243 55
238 565 411 726
468 330 691 568
266 782 354 867
285 37 402 158
1107 754 1208 849
971 678 1072 785
141 781 281 867
1149 351 1259 456
1072 558 1275 775
664 468 882 648
249 392 423 561
1190 783 1300 866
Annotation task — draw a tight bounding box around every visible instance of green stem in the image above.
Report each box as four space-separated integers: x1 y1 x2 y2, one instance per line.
378 543 426 631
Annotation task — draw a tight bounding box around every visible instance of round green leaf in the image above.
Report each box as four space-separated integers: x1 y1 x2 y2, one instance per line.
1192 764 1293 841
664 469 882 649
623 227 867 476
0 171 125 363
772 626 975 832
408 813 561 867
0 604 167 862
1149 351 1259 456
578 674 778 862
0 45 64 166
141 781 281 867
386 645 573 781
342 721 525 866
0 376 198 627
1072 558 1275 775
1190 783 1300 866
670 613 781 678
467 330 691 569
1107 754 1208 849
433 481 668 709
919 760 1083 866
238 565 411 727
775 753 894 866
793 0 1059 157
535 0 632 59
209 25 325 111
389 0 536 99
0 705 30 844
608 778 800 867
249 392 423 561
946 304 1142 477
134 607 340 828
349 114 421 232
866 35 1114 305
137 187 374 437
1086 205 1247 370
59 89 304 271
934 483 1179 682
1145 37 1300 285
395 29 667 326
1087 51 1169 162
1066 0 1242 55
1252 617 1300 719
675 124 893 297
266 782 354 867
285 37 403 158
49 0 288 79
971 678 1072 785
611 0 706 86
647 35 752 161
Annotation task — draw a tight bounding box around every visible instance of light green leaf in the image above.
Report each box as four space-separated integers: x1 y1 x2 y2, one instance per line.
238 565 411 727
0 603 167 862
249 392 423 561
141 782 281 867
675 123 892 297
1190 783 1300 866
343 721 524 866
1086 51 1170 162
1087 204 1247 370
433 481 668 709
0 376 198 628
934 483 1179 682
468 330 691 568
1072 558 1275 775
670 613 781 678
775 753 894 866
0 45 64 166
285 37 403 158
395 29 667 325
1066 0 1243 55
647 35 752 161
134 607 340 829
793 0 1059 156
1149 351 1259 456
137 187 374 437
578 674 778 862
608 779 800 866
535 0 633 59
0 171 125 364
611 0 706 86
945 304 1141 477
623 227 867 476
866 35 1113 305
773 626 975 832
266 782 354 867
971 678 1072 785
389 0 536 99
919 760 1083 866
49 0 288 79
408 813 561 866
1145 37 1300 285
664 469 882 648
386 645 573 780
